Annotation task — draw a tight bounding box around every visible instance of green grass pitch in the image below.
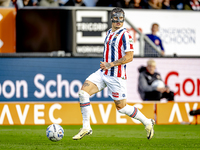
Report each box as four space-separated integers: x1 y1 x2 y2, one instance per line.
0 124 199 150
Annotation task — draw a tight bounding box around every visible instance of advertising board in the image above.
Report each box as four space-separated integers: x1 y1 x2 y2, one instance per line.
0 102 199 125
0 57 109 102
0 8 16 53
74 9 111 56
0 58 199 102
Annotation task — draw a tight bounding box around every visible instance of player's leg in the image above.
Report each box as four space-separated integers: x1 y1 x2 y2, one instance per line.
79 80 99 130
114 99 155 140
106 76 155 140
72 80 98 140
73 69 106 140
114 99 151 126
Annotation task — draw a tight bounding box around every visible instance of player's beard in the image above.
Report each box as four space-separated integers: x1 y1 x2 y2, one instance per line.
113 23 122 30
114 26 120 30
112 22 123 32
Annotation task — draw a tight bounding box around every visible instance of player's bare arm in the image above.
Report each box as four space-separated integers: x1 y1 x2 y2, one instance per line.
100 51 134 70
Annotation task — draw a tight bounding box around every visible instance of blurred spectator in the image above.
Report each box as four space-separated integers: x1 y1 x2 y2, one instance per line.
95 0 121 7
0 0 11 6
9 0 25 9
118 0 147 8
133 0 147 8
23 0 32 5
37 0 59 6
95 0 110 6
24 0 37 6
162 0 170 9
138 59 174 101
170 0 184 10
144 23 165 57
64 0 86 6
147 0 162 9
120 0 135 8
84 0 97 6
184 0 200 10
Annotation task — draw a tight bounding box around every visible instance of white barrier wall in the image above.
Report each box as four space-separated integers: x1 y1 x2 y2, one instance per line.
127 58 200 102
124 10 200 56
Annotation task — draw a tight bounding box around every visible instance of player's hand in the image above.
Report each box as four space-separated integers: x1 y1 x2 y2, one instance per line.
100 61 113 70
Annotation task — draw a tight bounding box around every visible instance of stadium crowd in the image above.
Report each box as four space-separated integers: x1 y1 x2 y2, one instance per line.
0 0 199 11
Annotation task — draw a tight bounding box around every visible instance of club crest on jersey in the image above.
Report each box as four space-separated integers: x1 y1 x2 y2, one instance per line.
112 92 119 98
114 34 119 38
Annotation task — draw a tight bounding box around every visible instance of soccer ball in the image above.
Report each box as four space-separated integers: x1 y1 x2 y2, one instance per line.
46 124 64 142
151 80 165 88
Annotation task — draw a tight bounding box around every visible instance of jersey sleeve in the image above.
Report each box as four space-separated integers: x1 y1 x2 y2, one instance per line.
122 31 134 52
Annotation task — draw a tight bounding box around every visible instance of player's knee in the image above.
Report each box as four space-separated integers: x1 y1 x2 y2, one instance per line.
116 105 123 110
117 106 126 114
114 100 126 110
79 90 90 103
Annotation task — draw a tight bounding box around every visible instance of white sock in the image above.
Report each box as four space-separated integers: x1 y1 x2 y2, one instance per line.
81 106 91 129
79 90 92 129
118 104 151 126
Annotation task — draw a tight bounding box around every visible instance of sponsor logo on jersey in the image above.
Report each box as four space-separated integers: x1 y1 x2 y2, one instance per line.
112 92 119 98
129 39 133 44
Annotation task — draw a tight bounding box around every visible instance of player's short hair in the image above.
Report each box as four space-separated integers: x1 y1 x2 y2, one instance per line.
147 59 156 66
111 7 125 17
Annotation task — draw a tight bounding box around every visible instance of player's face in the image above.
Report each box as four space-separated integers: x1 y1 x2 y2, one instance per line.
111 12 124 31
147 64 156 75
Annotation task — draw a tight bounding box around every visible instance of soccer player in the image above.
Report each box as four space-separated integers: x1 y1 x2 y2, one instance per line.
72 7 155 140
